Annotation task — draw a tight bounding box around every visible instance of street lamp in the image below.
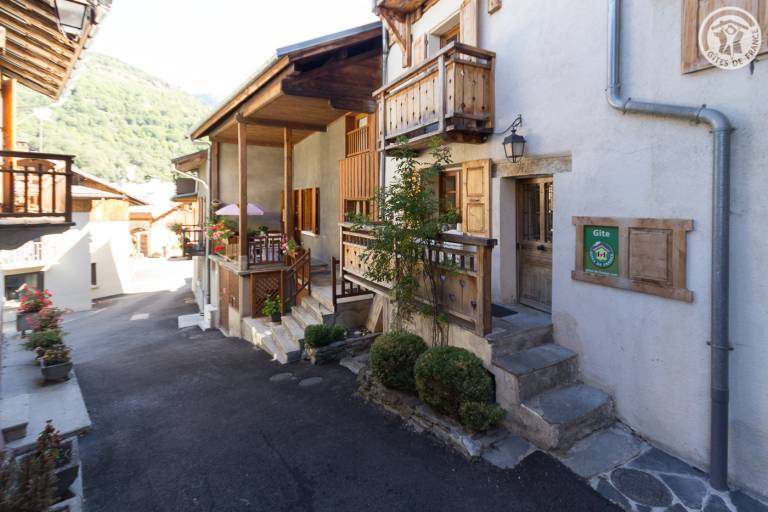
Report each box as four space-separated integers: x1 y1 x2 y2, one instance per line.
502 114 527 163
55 0 89 36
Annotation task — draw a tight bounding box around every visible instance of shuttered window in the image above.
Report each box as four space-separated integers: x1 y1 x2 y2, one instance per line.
682 0 768 73
280 187 319 235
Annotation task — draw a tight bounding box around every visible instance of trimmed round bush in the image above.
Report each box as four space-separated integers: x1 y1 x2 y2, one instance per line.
414 346 493 419
369 331 428 392
459 401 506 432
304 324 346 348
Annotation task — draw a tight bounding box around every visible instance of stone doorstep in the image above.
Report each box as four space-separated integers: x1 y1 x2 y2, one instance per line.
492 344 579 404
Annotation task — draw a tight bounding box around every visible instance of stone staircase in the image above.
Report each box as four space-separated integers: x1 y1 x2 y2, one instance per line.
488 306 614 453
243 282 336 364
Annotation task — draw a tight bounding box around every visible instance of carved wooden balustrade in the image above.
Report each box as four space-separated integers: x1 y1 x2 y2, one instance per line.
375 42 495 152
0 150 73 221
337 224 496 335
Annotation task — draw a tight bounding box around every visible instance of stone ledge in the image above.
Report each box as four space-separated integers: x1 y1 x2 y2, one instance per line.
305 333 379 365
357 367 523 461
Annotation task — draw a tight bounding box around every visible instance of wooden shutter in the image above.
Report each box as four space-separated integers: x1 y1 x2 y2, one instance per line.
461 159 491 237
413 34 428 64
460 0 479 46
682 0 768 73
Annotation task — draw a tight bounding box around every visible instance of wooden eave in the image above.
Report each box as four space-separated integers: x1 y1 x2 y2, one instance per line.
0 0 103 99
192 24 382 145
171 149 208 172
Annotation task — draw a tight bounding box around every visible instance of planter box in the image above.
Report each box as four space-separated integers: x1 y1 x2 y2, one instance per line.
305 332 379 365
41 361 72 382
17 311 35 334
53 438 80 500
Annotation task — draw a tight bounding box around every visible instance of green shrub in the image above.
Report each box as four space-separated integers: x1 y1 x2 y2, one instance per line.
459 401 506 432
23 329 63 351
414 346 493 418
369 331 428 392
304 324 346 348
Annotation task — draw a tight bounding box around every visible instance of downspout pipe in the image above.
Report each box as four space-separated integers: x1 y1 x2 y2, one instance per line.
607 0 733 491
379 26 389 193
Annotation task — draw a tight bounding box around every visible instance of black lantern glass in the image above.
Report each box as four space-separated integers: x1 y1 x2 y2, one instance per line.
55 0 89 35
501 114 526 163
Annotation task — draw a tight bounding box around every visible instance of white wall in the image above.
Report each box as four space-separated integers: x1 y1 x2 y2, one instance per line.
41 221 92 312
219 143 284 230
85 217 134 300
383 0 768 493
292 116 345 262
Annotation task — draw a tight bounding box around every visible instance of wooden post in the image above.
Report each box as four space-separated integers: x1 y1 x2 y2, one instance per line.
283 127 294 239
64 157 72 222
475 244 493 335
238 121 248 268
1 78 15 213
210 141 220 209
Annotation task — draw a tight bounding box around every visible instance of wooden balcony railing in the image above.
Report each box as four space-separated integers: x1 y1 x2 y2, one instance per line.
247 232 286 267
0 150 73 221
337 224 496 335
345 125 369 156
375 42 495 151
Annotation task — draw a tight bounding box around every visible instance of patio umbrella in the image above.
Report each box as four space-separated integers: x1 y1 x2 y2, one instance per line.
215 203 265 216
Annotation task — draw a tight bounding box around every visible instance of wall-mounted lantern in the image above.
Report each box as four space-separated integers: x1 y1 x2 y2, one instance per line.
55 0 89 36
502 114 526 163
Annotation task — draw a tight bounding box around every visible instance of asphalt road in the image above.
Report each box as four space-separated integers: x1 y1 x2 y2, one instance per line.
67 259 620 512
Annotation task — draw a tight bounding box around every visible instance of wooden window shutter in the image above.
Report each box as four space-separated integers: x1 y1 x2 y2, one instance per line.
461 159 491 237
413 34 428 64
460 0 479 47
311 188 319 234
682 0 768 73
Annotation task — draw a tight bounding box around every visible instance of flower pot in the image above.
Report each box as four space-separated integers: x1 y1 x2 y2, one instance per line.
41 360 72 382
270 313 281 323
17 311 35 334
53 438 80 499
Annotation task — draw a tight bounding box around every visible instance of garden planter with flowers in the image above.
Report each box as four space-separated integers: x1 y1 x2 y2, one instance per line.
16 287 53 334
40 345 72 382
18 421 81 502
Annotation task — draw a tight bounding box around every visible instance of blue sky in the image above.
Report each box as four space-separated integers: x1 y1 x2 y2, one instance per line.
92 1 378 100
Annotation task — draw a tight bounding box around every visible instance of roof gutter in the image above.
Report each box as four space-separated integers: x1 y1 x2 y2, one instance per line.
607 0 733 491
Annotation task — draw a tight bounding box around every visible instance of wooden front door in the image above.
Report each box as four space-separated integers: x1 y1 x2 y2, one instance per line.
517 177 553 312
219 268 239 332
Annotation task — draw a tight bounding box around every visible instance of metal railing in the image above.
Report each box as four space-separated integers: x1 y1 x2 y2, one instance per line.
0 150 73 221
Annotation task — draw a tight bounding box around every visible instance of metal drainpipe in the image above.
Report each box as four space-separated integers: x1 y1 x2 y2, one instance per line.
606 0 733 490
379 27 389 193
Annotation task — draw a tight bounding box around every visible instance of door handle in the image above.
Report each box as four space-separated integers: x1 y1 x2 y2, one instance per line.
537 244 546 251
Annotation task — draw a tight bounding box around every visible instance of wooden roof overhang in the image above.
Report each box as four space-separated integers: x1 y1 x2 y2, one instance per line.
0 0 108 99
191 22 383 146
172 149 208 173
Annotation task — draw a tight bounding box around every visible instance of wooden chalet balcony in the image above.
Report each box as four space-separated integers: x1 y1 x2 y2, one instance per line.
0 150 73 222
375 42 495 151
336 223 495 335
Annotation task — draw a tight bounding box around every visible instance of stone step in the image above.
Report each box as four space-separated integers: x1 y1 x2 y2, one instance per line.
492 344 579 405
282 314 305 344
301 296 333 323
310 259 329 273
0 394 30 443
487 323 553 357
270 325 302 364
291 305 321 331
311 286 336 312
503 383 614 453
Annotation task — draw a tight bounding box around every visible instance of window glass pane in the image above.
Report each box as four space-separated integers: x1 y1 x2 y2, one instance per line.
4 273 42 300
544 182 554 243
522 184 541 241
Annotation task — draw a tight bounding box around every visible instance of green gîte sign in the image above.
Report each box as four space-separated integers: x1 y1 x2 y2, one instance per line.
584 225 619 277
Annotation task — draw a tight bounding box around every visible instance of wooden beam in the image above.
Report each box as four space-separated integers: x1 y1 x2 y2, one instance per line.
2 78 15 212
210 141 220 204
283 128 294 238
238 121 248 264
0 66 58 98
235 114 327 132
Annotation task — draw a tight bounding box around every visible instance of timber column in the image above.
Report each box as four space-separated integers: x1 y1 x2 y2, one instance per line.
283 127 294 239
1 77 15 212
237 120 248 269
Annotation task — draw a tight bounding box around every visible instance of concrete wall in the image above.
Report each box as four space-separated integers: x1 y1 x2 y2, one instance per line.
218 143 284 231
41 222 92 312
292 116 346 263
383 0 768 493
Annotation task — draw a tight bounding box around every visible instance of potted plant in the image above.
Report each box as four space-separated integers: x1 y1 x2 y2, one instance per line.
35 421 80 500
257 225 269 236
23 328 64 361
262 294 282 323
282 238 301 258
29 307 63 333
40 345 72 382
16 287 53 334
168 221 183 235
